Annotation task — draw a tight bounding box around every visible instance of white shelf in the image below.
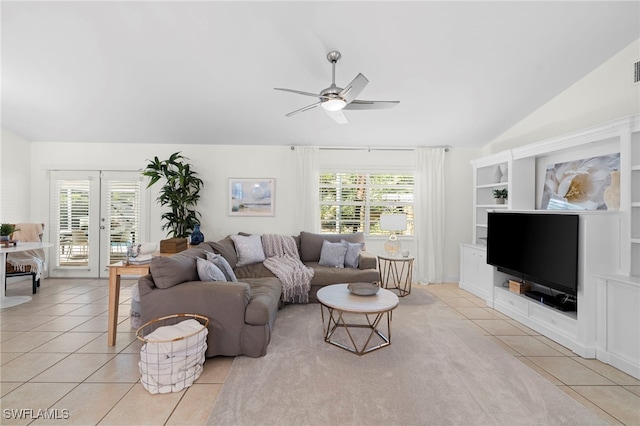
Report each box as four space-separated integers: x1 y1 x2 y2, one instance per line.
477 204 508 208
476 182 508 189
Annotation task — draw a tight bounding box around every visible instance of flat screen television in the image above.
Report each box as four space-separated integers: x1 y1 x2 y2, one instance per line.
486 212 579 296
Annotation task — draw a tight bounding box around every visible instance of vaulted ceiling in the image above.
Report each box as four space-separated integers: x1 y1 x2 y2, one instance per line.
2 1 638 148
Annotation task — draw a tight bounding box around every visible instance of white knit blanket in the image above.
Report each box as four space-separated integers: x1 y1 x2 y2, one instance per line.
262 234 314 304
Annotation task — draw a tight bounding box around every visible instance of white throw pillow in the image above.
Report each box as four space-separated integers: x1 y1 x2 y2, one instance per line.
318 240 347 268
230 234 266 267
196 257 228 282
205 251 238 282
341 239 364 268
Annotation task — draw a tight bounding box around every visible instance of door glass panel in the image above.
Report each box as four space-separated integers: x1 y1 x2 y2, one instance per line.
55 179 90 266
106 179 142 264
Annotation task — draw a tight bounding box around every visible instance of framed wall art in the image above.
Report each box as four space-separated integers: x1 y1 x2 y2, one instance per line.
228 178 275 216
541 153 620 210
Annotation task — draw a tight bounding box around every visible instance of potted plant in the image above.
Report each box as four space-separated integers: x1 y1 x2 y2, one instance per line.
142 152 204 238
0 223 17 241
492 188 508 204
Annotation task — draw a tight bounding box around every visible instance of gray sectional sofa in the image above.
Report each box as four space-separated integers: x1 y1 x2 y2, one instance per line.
137 232 380 358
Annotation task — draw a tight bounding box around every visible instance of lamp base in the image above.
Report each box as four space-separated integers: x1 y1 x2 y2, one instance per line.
384 234 402 256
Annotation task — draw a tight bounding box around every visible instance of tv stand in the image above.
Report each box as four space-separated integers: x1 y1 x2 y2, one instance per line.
524 290 576 312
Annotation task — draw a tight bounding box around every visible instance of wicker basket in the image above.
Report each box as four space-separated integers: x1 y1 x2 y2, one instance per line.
136 313 209 394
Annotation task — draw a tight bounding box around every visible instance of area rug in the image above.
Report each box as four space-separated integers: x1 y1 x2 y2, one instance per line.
207 288 605 426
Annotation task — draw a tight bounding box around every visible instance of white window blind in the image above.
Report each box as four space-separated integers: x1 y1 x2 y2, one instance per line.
55 180 91 234
319 172 415 235
106 180 141 246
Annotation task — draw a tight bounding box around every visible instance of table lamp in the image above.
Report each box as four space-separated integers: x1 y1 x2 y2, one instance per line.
380 213 407 256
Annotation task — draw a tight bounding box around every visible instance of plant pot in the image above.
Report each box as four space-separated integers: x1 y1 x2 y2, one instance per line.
0 235 10 241
495 198 506 205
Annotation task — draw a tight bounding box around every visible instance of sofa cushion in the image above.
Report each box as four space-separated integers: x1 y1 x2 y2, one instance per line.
150 250 204 289
318 240 347 268
342 240 364 268
299 231 365 262
306 261 382 286
205 252 238 282
234 262 277 280
197 257 228 282
209 236 238 269
231 234 266 267
243 277 282 326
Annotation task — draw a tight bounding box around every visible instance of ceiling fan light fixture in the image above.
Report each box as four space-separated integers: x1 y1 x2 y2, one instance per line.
321 98 346 111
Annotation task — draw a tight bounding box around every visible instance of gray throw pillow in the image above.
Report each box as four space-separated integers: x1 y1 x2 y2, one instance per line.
196 257 228 282
318 240 348 268
150 254 200 289
341 239 364 268
205 251 238 282
230 234 266 267
210 235 238 268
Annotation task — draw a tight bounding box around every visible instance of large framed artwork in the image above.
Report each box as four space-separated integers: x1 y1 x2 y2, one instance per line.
541 153 620 210
229 178 275 216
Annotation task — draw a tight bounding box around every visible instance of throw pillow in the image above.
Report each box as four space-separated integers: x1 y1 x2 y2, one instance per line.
205 251 238 282
318 240 348 268
210 235 238 268
341 239 364 268
196 257 228 282
230 234 266 267
150 253 200 289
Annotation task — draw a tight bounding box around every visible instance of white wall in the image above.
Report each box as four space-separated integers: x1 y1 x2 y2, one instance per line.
1 128 32 222
485 39 640 153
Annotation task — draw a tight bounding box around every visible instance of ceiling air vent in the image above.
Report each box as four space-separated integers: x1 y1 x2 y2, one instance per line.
635 61 640 84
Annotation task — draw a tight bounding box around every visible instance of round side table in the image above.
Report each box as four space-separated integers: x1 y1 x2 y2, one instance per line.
377 255 414 297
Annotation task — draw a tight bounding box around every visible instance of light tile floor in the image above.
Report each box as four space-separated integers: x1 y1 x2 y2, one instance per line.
1 279 638 425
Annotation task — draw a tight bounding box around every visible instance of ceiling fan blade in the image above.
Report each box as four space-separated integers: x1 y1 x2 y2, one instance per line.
343 100 400 110
324 109 349 124
285 102 321 117
339 73 369 104
274 88 321 98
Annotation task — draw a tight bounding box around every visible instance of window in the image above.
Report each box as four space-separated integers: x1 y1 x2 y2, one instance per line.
319 172 414 235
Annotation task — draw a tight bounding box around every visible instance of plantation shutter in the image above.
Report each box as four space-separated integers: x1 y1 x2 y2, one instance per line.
319 172 415 235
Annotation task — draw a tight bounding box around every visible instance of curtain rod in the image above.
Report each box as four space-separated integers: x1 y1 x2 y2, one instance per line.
292 145 450 152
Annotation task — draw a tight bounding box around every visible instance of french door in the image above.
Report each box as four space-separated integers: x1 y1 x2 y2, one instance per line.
49 170 148 278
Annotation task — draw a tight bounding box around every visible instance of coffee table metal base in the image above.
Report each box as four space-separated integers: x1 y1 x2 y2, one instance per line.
320 305 393 355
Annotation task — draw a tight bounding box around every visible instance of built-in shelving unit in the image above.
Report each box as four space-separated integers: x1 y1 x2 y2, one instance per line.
470 152 534 245
461 114 640 380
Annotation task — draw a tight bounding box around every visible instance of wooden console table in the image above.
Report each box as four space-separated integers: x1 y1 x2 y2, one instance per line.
108 261 150 346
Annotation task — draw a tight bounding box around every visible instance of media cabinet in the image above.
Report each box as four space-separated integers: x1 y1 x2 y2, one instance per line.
460 115 640 380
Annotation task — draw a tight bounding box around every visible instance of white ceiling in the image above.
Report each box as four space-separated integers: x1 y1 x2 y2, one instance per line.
2 1 639 149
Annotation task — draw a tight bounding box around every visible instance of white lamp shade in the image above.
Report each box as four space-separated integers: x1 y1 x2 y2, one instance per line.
380 213 407 232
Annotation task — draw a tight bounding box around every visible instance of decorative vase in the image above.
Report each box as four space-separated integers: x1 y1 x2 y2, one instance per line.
492 165 503 183
603 170 620 211
190 224 204 245
500 164 508 182
0 235 9 241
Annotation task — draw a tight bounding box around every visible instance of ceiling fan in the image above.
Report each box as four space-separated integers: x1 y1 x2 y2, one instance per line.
274 51 399 124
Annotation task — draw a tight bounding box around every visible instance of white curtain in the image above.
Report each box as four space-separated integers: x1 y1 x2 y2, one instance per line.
294 146 320 232
415 147 446 284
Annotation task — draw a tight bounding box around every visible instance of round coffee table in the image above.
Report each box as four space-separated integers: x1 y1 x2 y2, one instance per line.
317 283 399 355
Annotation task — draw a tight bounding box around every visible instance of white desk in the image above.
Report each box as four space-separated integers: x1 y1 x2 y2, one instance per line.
1 242 53 308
